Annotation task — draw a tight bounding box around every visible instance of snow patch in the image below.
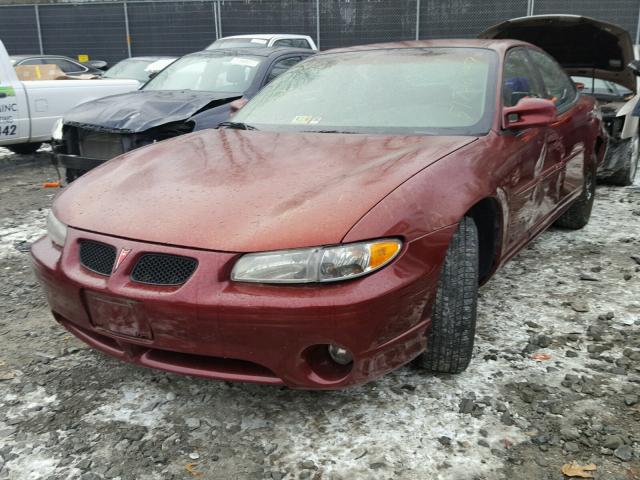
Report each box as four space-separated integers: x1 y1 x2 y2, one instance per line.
0 209 47 259
3 448 58 480
4 386 58 423
83 384 169 428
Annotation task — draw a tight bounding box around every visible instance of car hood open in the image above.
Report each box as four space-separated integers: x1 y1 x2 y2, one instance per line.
63 90 243 133
55 129 475 252
480 15 637 93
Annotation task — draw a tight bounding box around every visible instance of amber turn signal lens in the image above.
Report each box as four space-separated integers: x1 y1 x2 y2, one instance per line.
369 241 401 269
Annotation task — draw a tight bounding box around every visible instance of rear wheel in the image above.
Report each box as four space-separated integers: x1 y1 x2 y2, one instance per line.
555 160 596 230
415 216 479 374
6 143 42 155
606 133 639 186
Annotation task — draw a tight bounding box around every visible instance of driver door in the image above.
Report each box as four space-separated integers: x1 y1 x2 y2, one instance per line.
499 48 553 251
527 48 584 205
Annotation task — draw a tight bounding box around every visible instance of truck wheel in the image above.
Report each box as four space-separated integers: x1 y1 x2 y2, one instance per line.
6 143 42 155
555 160 596 230
607 134 639 186
415 216 479 374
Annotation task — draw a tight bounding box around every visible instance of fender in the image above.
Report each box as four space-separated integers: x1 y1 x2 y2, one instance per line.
343 135 508 278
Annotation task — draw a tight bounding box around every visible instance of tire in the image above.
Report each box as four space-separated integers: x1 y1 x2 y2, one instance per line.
415 216 479 374
606 133 639 186
554 160 596 230
6 143 42 155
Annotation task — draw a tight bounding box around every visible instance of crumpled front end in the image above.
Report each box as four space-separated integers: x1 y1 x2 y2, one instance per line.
55 121 194 181
597 99 638 180
54 89 241 181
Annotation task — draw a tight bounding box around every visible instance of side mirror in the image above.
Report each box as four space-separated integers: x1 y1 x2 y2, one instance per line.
628 59 640 76
574 81 585 91
84 60 107 70
229 98 249 114
503 98 557 130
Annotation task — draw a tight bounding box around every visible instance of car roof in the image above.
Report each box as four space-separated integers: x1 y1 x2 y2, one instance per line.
11 54 78 60
320 38 527 55
190 47 314 58
219 34 311 40
116 56 176 62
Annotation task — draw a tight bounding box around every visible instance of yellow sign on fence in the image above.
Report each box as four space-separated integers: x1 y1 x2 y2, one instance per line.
77 54 89 63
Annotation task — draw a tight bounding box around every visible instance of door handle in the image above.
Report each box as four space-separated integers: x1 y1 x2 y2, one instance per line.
0 93 6 98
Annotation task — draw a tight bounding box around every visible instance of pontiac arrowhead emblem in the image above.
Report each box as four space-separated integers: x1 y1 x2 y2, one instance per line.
113 248 132 273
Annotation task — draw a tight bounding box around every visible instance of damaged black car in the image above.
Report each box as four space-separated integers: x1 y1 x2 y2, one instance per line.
53 47 314 182
481 15 639 186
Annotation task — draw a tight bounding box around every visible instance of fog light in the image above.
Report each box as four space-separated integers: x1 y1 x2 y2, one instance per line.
328 344 353 365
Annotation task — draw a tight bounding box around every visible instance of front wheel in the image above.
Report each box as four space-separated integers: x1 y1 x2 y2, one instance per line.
554 160 596 230
6 143 42 155
415 216 479 374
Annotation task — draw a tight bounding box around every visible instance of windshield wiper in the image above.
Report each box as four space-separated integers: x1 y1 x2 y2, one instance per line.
218 121 258 131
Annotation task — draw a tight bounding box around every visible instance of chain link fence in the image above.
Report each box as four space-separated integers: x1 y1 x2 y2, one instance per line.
0 0 639 64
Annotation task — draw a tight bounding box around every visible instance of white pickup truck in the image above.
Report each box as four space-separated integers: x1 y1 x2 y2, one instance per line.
0 40 139 154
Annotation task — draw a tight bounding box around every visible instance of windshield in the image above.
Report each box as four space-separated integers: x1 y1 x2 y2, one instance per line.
572 76 633 98
143 54 262 92
208 38 268 49
233 47 497 135
104 59 155 82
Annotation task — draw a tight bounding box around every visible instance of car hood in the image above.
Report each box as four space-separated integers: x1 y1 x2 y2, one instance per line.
63 90 243 133
55 130 475 252
480 15 637 93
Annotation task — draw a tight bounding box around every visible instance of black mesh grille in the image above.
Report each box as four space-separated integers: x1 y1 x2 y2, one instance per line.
131 254 197 285
79 240 116 276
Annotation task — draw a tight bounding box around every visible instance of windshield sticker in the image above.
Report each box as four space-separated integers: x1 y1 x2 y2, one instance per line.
250 38 268 44
230 57 260 68
291 115 314 124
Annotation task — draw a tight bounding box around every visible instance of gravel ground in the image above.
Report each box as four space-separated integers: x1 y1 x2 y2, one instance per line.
0 146 639 480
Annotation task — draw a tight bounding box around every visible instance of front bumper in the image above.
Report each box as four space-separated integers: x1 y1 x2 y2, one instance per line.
31 227 454 389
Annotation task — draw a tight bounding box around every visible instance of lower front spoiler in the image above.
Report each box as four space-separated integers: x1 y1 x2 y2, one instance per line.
54 311 429 390
57 315 286 385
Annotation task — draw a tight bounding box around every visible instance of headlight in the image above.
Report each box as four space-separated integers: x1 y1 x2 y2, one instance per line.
46 210 67 247
51 118 64 141
231 239 402 284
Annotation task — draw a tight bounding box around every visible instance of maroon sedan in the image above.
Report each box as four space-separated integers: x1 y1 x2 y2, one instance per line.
32 40 606 389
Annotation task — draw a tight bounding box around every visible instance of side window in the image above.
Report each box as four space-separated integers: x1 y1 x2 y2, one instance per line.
292 39 311 49
50 59 86 74
528 49 577 111
273 39 295 48
265 56 302 84
19 58 46 66
502 48 544 107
